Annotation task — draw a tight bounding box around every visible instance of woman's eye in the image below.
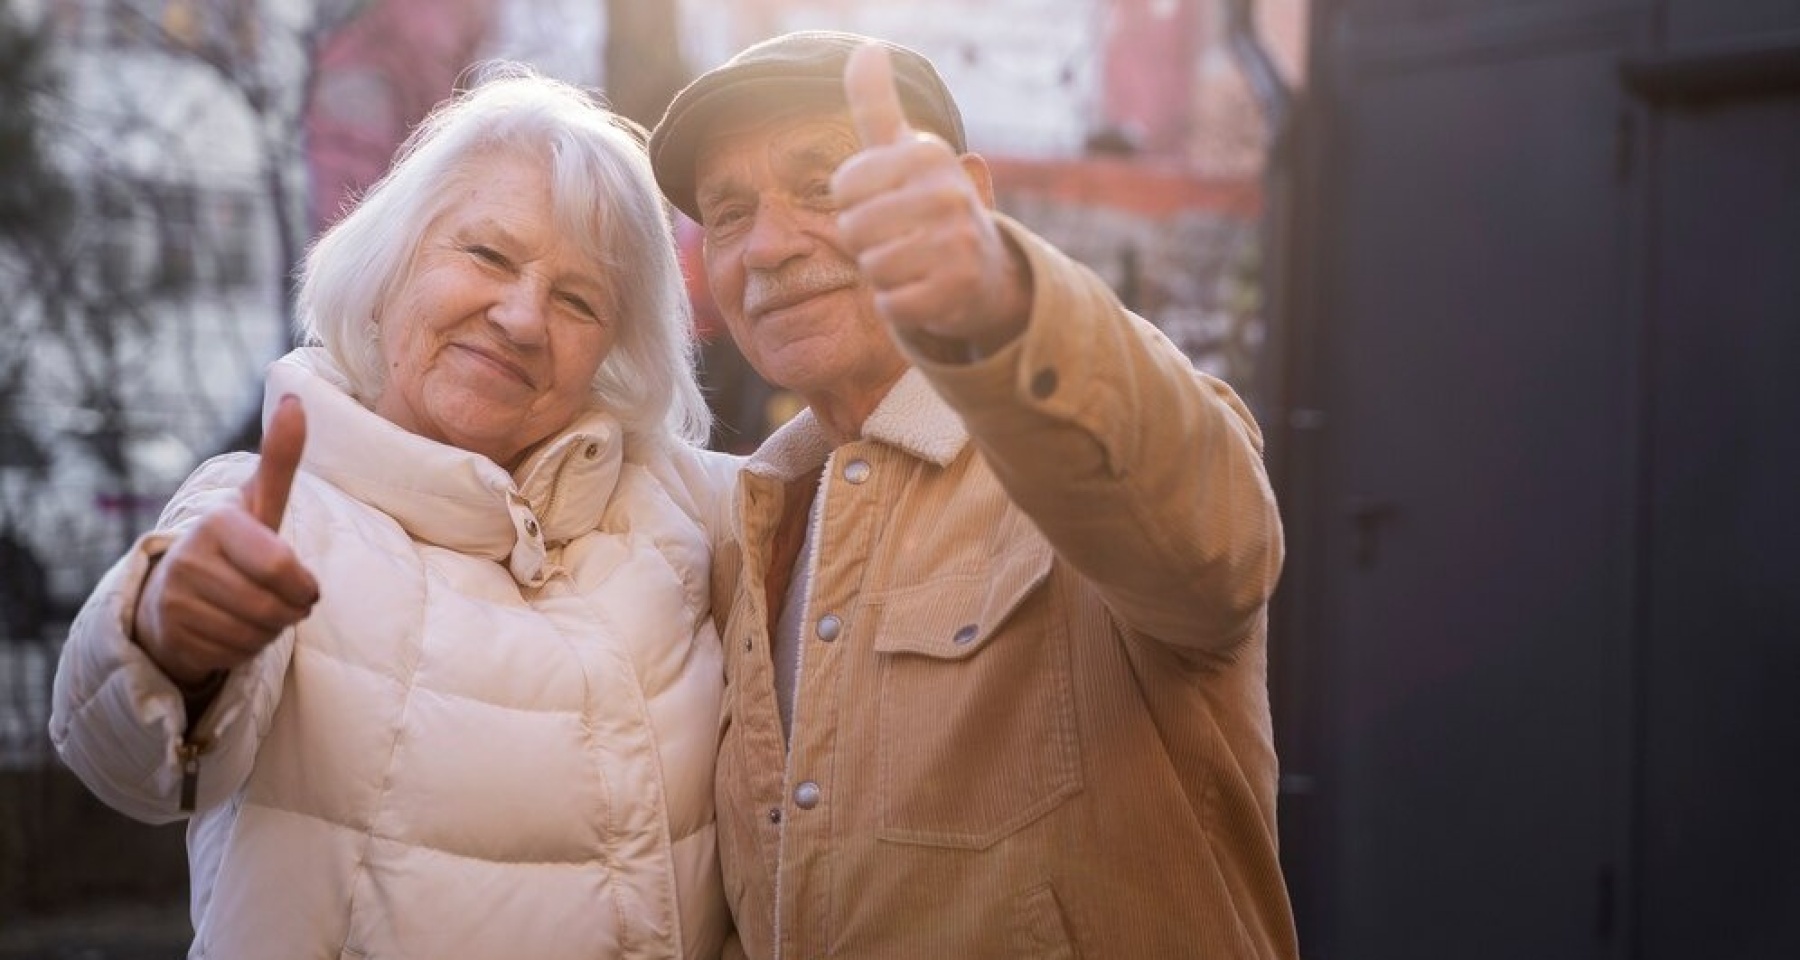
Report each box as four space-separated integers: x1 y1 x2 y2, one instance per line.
466 244 507 266
558 293 598 319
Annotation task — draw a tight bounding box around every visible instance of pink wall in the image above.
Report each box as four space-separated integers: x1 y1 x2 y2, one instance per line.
305 0 496 232
1099 0 1201 157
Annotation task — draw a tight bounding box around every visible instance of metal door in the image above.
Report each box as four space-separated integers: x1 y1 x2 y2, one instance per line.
1278 2 1800 957
1624 2 1800 953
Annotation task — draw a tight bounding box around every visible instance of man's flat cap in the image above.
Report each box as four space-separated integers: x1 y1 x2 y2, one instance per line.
649 30 967 223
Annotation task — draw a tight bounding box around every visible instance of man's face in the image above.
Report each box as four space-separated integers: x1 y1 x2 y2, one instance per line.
692 109 907 406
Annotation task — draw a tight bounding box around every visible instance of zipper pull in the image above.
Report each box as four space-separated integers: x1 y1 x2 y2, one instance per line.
178 741 205 813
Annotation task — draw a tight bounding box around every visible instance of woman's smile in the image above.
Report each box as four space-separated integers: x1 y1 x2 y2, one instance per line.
448 340 536 389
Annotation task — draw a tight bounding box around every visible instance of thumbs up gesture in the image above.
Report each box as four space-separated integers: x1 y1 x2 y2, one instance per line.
135 395 319 690
830 43 1031 352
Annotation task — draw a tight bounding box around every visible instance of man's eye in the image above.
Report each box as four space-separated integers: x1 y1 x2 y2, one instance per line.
704 206 752 242
800 183 839 216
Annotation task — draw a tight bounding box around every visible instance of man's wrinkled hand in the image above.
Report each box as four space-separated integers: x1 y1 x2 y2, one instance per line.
831 43 1029 351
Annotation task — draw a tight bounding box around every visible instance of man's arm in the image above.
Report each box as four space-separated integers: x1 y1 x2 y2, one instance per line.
831 42 1280 655
908 217 1282 655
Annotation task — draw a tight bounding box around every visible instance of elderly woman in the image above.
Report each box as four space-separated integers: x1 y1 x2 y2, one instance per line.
49 67 735 959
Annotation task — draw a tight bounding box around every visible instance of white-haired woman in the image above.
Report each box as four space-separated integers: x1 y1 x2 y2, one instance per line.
50 66 737 960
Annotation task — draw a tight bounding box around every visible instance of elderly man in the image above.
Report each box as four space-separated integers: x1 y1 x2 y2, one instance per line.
650 31 1298 959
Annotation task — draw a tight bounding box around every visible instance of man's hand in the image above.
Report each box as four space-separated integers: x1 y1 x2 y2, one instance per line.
135 395 319 689
831 42 1030 352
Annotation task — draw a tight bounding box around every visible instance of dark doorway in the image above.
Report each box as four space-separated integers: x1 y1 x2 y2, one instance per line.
1273 2 1800 957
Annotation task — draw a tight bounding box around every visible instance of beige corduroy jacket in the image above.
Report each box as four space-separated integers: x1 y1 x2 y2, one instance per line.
712 217 1299 960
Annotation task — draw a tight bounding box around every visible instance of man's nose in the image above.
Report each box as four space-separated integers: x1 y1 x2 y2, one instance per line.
489 279 550 345
742 197 813 271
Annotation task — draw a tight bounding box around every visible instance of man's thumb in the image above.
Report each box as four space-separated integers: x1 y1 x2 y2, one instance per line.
248 395 306 531
844 42 909 148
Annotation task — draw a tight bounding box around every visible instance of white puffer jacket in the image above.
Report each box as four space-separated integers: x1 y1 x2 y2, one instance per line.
50 349 739 960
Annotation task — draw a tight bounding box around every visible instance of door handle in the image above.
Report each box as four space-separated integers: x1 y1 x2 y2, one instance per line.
1346 496 1398 568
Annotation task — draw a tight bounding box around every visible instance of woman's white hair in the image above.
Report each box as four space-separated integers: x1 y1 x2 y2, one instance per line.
297 62 710 448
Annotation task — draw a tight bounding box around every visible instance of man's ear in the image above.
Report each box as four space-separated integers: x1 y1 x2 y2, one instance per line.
960 152 999 209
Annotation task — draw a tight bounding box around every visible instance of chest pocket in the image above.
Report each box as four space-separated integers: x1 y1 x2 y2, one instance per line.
870 538 1081 849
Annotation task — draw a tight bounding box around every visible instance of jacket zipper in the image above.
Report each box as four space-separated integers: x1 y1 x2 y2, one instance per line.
541 445 579 522
178 738 210 813
527 436 588 562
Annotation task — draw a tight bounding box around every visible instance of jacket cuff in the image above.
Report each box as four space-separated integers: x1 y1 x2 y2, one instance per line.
78 531 180 698
903 214 1109 435
48 532 195 820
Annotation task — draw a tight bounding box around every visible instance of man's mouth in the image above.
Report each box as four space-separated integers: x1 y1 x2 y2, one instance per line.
751 288 833 320
745 265 860 321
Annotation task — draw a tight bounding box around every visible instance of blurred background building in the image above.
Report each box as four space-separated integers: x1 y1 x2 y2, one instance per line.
3 0 1797 957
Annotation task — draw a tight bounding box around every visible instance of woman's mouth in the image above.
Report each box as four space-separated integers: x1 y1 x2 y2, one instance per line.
452 342 535 388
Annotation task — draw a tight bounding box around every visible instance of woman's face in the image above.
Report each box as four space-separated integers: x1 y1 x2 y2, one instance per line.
373 151 618 470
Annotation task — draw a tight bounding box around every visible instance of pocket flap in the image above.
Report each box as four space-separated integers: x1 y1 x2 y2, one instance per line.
872 541 1053 659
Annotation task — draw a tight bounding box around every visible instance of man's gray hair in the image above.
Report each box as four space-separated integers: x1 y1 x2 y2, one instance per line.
297 62 710 447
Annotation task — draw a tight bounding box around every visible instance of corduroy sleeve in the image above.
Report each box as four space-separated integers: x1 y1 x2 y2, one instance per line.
901 214 1283 655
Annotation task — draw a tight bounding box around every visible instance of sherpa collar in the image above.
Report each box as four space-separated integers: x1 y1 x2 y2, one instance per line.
746 368 969 480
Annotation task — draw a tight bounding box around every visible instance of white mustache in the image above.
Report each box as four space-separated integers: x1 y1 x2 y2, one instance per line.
743 262 861 318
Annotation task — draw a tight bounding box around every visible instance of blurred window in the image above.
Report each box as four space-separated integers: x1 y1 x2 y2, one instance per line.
94 181 144 290
150 183 197 294
102 0 156 49
205 190 257 288
48 0 87 43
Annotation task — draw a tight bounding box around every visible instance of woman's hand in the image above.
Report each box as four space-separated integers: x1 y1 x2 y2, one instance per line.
134 396 319 690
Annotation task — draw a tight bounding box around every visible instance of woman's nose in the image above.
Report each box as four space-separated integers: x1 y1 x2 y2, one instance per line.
489 279 550 345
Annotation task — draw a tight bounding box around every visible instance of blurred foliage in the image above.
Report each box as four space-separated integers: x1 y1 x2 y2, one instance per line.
0 5 70 479
0 7 74 259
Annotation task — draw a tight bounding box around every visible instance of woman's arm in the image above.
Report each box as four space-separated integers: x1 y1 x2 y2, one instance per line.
49 408 314 822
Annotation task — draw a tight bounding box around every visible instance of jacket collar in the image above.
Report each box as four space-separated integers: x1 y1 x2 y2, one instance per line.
747 367 969 481
264 348 624 586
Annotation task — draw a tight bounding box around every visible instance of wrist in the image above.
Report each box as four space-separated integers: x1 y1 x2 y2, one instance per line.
955 227 1034 361
179 669 227 731
903 317 1023 365
130 550 211 689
